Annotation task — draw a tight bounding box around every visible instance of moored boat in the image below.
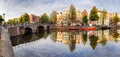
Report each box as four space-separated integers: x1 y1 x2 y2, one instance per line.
69 26 78 30
81 27 95 30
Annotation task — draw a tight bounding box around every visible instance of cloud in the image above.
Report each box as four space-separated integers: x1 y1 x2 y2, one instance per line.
0 0 96 21
0 0 120 21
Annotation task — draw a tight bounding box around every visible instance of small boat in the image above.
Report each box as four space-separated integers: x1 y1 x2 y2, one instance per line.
81 27 95 30
69 26 78 30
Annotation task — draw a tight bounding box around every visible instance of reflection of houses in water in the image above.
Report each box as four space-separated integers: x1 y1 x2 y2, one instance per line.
56 32 82 45
92 30 118 42
76 34 82 44
93 30 120 44
56 32 70 44
117 30 120 41
54 30 120 50
110 29 120 42
109 29 120 42
86 30 120 49
56 31 82 52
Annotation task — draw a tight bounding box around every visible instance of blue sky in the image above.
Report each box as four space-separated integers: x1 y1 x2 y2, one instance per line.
0 0 120 21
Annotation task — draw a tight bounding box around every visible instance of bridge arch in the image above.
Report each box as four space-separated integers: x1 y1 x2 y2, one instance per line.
37 25 44 32
24 27 33 34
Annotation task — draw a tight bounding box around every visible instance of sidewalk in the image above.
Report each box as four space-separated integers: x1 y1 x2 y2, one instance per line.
0 40 3 57
0 26 3 57
0 27 15 57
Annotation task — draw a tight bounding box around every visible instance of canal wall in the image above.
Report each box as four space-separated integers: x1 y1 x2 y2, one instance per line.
8 27 25 37
0 27 15 57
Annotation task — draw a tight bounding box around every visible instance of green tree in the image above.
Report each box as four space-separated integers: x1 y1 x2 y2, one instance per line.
13 18 19 24
17 13 29 24
12 19 16 24
22 13 29 22
69 4 76 22
101 9 107 25
41 13 49 24
82 16 88 25
18 16 24 24
7 19 16 25
7 19 12 24
113 12 120 24
49 11 57 24
89 6 99 21
0 15 4 25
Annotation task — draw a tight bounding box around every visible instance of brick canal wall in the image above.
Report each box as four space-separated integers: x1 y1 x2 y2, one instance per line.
8 26 34 37
8 26 25 37
0 27 15 57
8 27 20 37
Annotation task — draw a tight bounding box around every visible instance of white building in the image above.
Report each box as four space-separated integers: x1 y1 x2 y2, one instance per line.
94 11 110 26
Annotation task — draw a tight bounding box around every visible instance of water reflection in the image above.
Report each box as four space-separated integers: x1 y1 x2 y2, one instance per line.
11 31 47 46
49 30 120 51
82 31 87 45
12 30 120 57
89 35 98 49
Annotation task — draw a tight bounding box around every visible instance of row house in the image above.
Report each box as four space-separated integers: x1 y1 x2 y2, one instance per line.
29 14 40 24
56 12 64 26
57 10 70 26
81 9 88 19
109 13 115 27
94 12 120 27
62 10 70 26
109 13 120 27
57 9 84 26
76 10 82 22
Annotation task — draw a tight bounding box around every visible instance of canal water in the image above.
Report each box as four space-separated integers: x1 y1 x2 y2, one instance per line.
11 29 120 57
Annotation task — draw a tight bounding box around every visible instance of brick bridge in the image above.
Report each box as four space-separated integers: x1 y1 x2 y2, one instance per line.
6 23 55 37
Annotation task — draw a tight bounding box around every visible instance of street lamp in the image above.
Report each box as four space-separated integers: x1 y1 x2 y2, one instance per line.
3 13 5 25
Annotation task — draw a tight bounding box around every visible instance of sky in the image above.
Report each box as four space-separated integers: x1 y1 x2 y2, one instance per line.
0 0 120 21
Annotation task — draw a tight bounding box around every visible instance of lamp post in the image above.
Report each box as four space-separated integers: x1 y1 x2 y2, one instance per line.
3 13 5 25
